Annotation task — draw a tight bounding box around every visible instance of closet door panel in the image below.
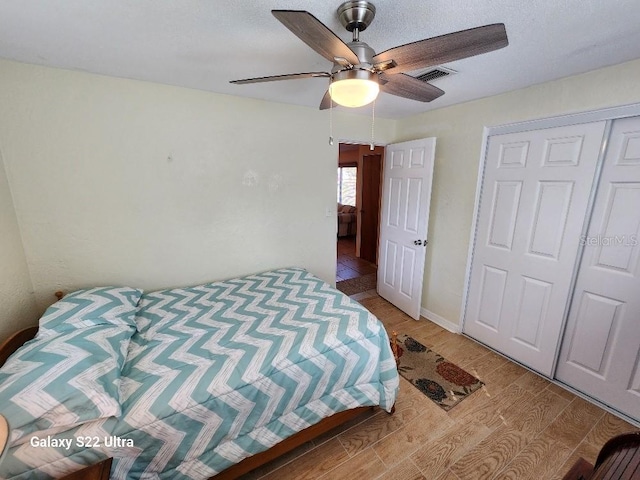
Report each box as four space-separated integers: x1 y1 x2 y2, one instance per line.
464 121 607 375
563 291 623 375
556 116 640 421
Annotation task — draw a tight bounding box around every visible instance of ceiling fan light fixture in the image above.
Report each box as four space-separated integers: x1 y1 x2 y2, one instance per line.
329 69 379 108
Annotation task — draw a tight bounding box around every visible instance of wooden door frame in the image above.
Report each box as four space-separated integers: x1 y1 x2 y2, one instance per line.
338 141 386 263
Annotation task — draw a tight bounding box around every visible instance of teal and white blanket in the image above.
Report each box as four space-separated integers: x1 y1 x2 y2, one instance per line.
1 268 398 479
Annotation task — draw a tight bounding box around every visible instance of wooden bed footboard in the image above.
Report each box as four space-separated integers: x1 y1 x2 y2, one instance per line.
0 326 38 368
0 291 63 367
212 406 375 480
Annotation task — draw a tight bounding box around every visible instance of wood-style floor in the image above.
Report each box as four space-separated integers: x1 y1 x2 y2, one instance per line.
241 243 637 480
336 236 376 281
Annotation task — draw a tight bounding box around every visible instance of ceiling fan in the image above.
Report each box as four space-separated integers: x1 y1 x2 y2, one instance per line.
230 1 508 109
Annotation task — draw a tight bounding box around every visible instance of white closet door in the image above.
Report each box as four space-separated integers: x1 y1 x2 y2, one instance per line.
464 121 606 375
556 116 640 421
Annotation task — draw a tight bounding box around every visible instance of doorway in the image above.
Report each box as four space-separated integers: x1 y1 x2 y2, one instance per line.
336 143 384 285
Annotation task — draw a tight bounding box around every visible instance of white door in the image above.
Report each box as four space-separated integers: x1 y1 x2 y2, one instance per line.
464 122 606 375
377 138 435 319
556 116 640 420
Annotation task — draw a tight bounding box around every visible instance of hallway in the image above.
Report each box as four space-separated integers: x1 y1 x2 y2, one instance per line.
336 236 376 282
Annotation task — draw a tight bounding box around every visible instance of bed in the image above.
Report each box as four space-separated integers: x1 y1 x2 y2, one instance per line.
0 267 399 479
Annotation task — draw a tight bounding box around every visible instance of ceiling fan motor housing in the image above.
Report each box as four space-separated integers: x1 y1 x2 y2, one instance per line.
337 0 376 32
332 41 376 73
332 68 377 84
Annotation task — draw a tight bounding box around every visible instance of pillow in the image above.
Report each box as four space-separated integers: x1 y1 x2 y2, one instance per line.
0 324 133 446
38 286 142 335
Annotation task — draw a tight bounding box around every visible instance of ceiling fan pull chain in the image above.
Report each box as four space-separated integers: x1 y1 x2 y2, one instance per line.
370 98 375 150
329 78 334 146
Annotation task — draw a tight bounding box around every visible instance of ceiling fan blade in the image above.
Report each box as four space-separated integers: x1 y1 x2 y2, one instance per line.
373 24 508 74
272 10 359 65
379 73 445 102
230 72 330 85
319 90 332 110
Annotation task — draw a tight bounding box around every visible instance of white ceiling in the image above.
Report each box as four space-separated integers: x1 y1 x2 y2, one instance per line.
1 0 640 119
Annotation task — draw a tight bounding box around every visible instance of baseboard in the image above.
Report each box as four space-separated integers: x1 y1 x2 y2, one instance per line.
419 308 461 333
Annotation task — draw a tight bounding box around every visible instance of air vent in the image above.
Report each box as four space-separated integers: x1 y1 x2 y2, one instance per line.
415 66 457 83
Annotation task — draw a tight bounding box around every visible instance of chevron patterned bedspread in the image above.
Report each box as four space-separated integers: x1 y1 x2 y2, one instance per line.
1 268 399 479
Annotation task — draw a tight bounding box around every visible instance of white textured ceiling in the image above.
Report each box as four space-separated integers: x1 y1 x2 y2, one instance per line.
1 0 640 119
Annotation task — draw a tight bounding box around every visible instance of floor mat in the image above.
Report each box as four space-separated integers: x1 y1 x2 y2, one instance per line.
396 334 484 411
336 273 377 296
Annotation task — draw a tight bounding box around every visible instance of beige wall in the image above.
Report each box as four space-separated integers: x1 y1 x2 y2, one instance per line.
0 147 38 340
3 56 640 332
395 58 640 327
0 59 396 311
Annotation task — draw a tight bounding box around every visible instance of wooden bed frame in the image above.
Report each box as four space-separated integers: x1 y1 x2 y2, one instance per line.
0 316 398 479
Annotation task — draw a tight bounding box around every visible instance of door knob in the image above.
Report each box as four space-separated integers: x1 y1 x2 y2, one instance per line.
414 240 422 246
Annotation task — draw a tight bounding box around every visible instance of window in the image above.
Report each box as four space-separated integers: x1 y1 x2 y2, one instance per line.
337 167 357 206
